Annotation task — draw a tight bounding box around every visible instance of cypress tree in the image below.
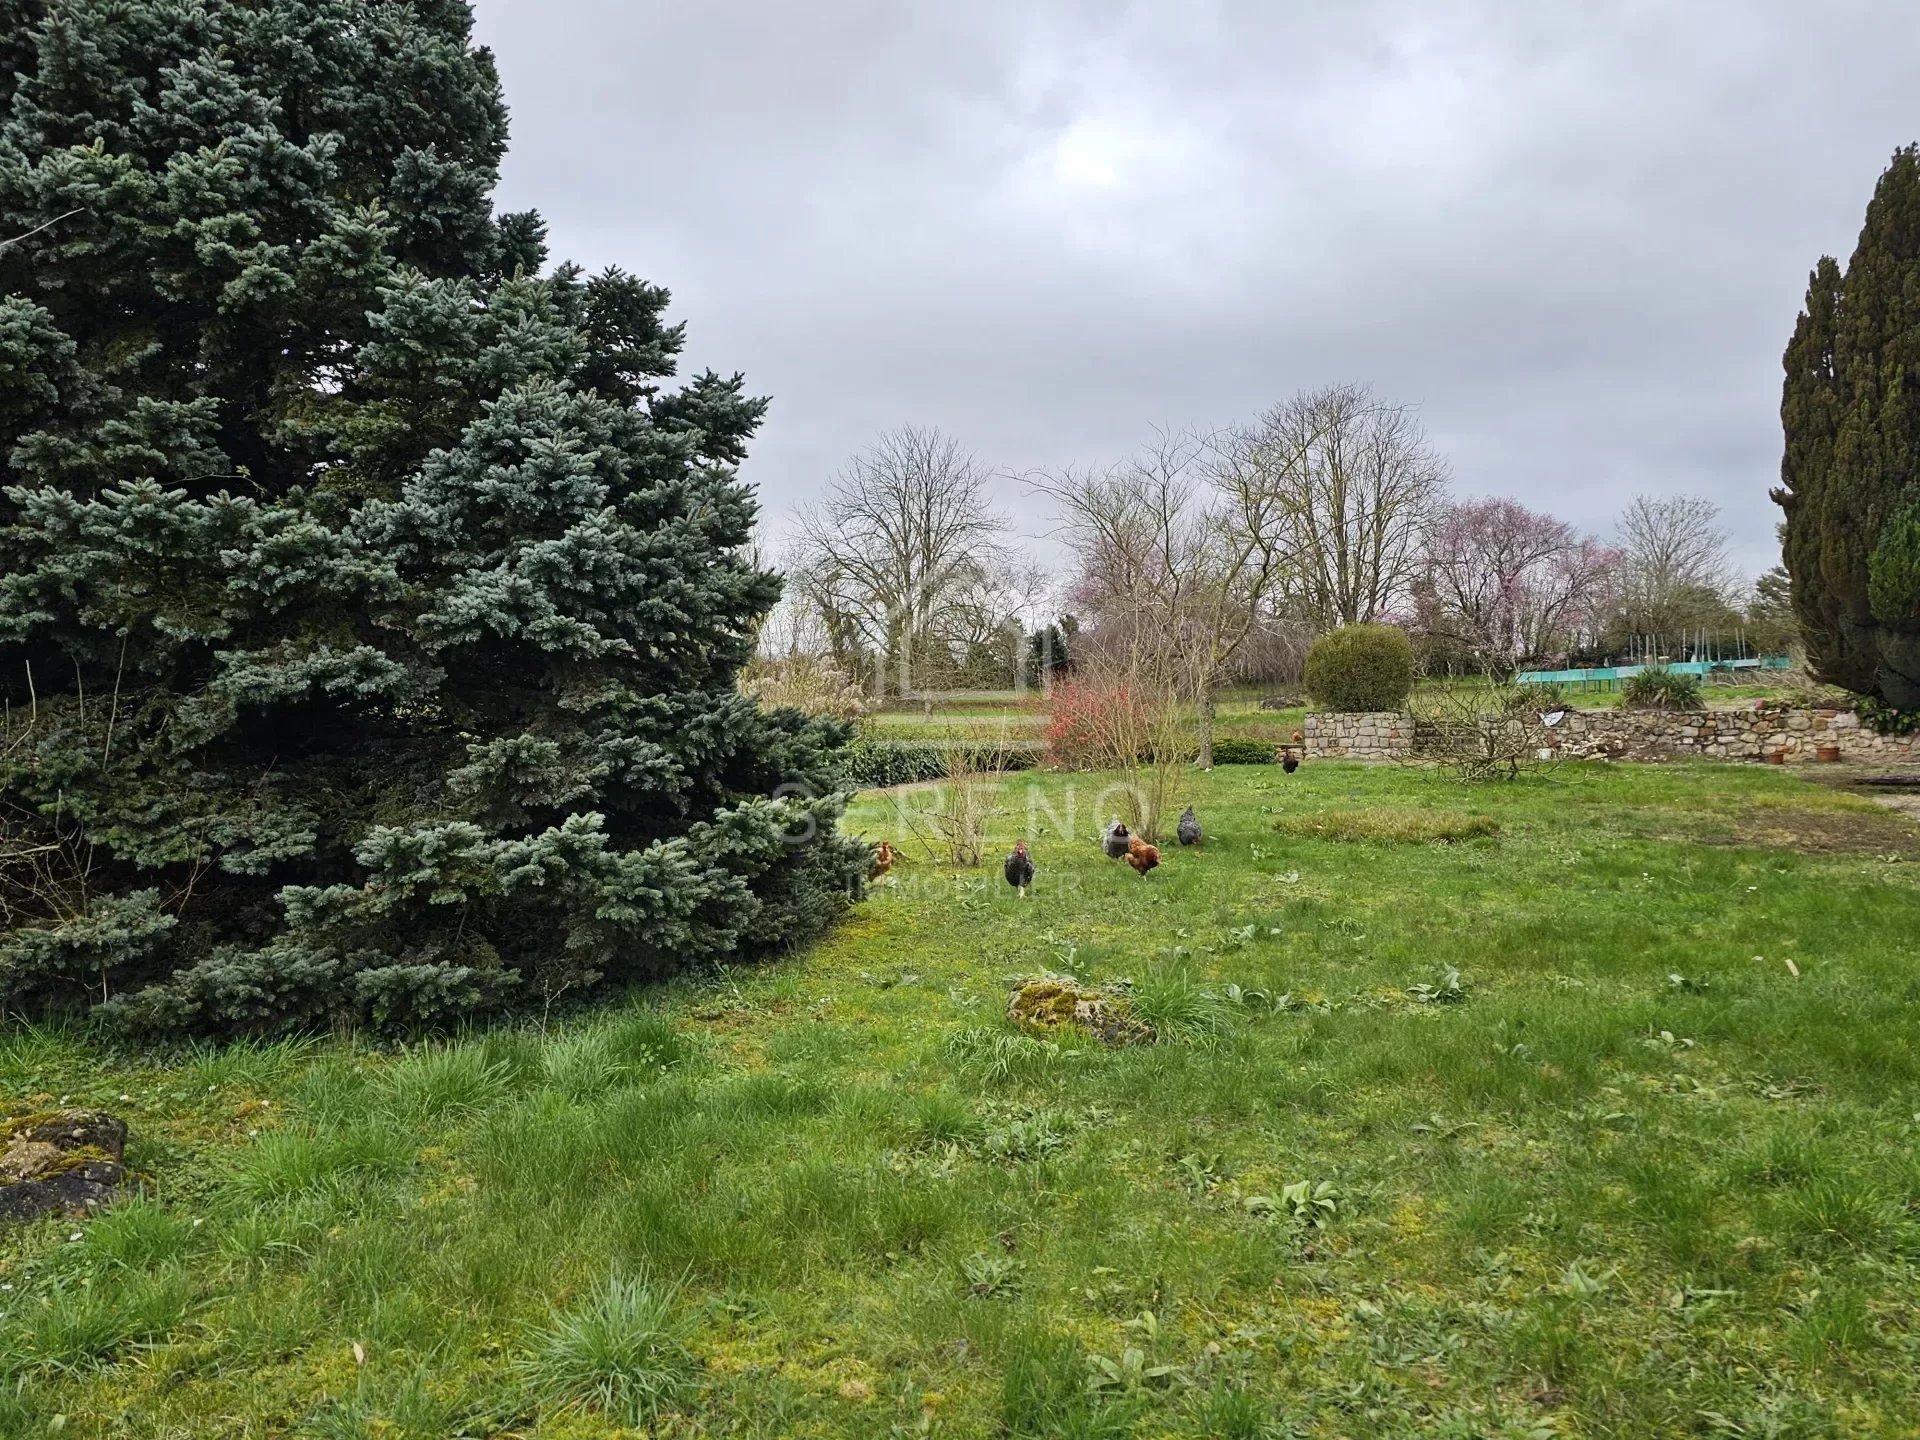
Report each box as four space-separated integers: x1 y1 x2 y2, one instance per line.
1776 146 1920 705
0 1 867 1033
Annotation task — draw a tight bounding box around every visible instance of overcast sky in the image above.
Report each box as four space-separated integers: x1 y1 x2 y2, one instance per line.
470 0 1919 582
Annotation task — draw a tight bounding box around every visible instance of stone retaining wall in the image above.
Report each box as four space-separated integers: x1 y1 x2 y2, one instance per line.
1303 711 1416 761
1306 701 1920 765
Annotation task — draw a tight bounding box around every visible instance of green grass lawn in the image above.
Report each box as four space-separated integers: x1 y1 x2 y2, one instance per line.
5 763 1920 1437
862 691 1307 746
857 680 1815 747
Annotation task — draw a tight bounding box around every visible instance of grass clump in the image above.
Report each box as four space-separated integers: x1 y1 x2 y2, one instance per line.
1127 969 1237 1043
521 1273 697 1425
1273 806 1500 843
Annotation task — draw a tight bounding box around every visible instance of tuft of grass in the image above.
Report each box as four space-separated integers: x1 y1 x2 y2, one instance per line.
944 1026 1077 1083
1000 1329 1140 1438
902 1090 985 1149
1783 1175 1895 1253
0 1269 192 1377
521 1273 697 1424
1272 807 1500 843
81 1196 196 1271
540 1029 638 1102
182 1035 320 1093
383 1044 514 1121
1127 970 1236 1044
226 1124 411 1202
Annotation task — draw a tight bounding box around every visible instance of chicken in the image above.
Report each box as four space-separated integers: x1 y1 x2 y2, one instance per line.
1004 840 1034 897
1124 834 1160 876
868 840 895 880
1176 806 1203 847
1101 819 1132 859
1281 748 1300 774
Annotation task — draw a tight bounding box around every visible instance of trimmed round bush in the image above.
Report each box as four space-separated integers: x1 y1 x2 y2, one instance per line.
1304 625 1415 712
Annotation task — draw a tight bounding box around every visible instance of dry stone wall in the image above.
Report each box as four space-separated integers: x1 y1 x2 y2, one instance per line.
1306 701 1920 765
1303 711 1416 761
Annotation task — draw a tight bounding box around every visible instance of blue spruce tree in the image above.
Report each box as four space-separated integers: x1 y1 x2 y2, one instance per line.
0 0 867 1033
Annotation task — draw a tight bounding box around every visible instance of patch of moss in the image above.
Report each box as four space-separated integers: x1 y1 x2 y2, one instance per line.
0 1111 69 1143
33 1144 118 1180
1007 979 1154 1047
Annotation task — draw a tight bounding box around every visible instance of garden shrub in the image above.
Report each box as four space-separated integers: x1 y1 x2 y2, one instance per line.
1304 625 1415 712
1855 696 1920 736
840 739 951 790
837 738 1041 790
1506 680 1569 712
1622 667 1705 711
1208 737 1276 765
1043 682 1145 770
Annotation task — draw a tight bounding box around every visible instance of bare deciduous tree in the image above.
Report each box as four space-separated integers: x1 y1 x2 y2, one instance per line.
1236 384 1448 629
790 426 1011 694
1035 426 1284 770
1613 494 1738 642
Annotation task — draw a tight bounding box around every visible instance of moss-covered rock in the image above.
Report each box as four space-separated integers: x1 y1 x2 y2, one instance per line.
0 1107 127 1222
1006 978 1154 1047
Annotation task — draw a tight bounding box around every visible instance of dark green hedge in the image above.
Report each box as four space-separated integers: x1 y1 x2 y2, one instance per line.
838 738 1044 790
1209 737 1277 764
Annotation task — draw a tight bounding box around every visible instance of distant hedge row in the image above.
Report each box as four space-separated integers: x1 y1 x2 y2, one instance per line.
837 734 1281 789
838 738 1045 789
1208 737 1280 765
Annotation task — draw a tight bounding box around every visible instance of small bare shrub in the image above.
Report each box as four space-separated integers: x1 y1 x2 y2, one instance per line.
902 725 1002 867
1408 679 1560 781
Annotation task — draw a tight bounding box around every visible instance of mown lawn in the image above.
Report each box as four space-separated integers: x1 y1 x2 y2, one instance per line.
4 762 1920 1438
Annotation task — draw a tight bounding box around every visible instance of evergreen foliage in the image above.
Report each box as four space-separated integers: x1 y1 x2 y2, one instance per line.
1777 146 1920 705
0 1 867 1034
1023 618 1075 687
1303 625 1414 713
1205 737 1276 765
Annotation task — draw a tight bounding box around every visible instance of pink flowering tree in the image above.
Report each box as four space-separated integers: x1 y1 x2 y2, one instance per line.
1418 499 1620 681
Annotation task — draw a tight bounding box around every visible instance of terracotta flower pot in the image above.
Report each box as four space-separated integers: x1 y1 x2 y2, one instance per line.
1765 749 1787 764
1816 743 1841 763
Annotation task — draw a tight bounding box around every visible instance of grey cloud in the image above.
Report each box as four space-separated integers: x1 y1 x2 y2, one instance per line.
472 0 1920 578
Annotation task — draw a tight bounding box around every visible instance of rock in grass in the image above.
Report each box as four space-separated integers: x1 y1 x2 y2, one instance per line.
0 1109 128 1222
1006 979 1154 1047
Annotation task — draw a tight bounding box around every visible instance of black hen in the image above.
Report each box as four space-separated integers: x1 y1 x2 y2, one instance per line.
1101 820 1131 859
1176 806 1203 846
1004 840 1034 897
1282 749 1300 774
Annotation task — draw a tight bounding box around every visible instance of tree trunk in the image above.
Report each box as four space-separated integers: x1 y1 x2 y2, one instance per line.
1197 682 1216 768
